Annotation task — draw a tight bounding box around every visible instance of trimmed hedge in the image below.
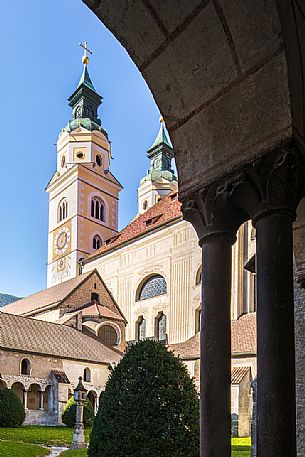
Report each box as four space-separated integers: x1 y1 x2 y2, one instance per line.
89 340 200 457
0 388 25 427
62 397 94 428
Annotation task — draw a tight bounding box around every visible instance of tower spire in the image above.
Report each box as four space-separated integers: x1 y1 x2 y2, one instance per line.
63 42 106 136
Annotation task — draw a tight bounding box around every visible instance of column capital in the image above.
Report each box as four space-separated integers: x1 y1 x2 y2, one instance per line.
181 141 305 239
244 143 305 225
181 178 248 246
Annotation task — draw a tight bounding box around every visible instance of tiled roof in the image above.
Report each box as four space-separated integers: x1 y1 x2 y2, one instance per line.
51 370 70 384
0 312 121 364
170 313 256 358
1 271 93 316
231 366 251 384
79 303 125 321
85 193 182 262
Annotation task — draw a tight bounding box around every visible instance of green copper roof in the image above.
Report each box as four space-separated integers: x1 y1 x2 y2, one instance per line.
77 65 96 92
149 122 173 151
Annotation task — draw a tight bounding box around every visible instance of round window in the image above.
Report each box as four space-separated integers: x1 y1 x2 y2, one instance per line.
77 152 84 159
98 325 118 346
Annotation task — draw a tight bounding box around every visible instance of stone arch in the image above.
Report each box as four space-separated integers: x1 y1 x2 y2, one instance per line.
88 390 98 414
43 385 53 412
11 382 25 405
83 1 305 200
0 379 7 389
27 383 41 410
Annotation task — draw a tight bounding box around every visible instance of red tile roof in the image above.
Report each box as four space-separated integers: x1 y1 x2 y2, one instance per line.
231 366 251 384
1 271 93 316
169 313 256 358
84 193 182 262
0 312 121 364
51 370 70 384
78 303 125 321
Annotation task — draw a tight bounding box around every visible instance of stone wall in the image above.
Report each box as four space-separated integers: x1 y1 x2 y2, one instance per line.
295 283 305 457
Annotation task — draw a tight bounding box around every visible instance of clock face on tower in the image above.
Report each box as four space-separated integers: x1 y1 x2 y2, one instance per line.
53 226 71 256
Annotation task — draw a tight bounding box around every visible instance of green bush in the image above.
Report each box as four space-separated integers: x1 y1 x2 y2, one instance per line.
0 388 25 427
89 340 200 457
62 397 94 428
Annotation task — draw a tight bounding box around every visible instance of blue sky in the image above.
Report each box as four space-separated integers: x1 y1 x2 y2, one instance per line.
0 1 164 297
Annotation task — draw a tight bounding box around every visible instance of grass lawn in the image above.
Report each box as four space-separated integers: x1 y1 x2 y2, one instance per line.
0 426 91 447
0 440 50 456
0 427 250 456
232 437 251 456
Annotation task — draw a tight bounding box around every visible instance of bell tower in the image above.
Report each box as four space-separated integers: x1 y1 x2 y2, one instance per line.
46 44 122 287
138 118 178 214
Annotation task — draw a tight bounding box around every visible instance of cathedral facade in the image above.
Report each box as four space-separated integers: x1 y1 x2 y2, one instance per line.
2 55 256 435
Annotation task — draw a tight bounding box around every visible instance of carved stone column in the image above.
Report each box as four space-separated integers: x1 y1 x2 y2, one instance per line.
182 142 305 457
23 389 28 410
182 186 247 457
38 391 44 411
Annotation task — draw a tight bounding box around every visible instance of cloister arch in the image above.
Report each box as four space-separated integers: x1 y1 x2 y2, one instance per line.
82 2 305 456
11 382 25 405
27 383 41 410
88 390 98 414
0 379 7 389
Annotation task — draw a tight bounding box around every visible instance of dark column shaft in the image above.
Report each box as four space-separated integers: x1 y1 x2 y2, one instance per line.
256 213 296 457
201 234 233 457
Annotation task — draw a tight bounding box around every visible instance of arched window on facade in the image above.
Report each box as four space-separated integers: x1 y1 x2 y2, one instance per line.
136 316 146 341
195 306 201 333
21 358 31 375
84 367 91 382
93 234 102 250
155 312 167 343
91 197 105 222
196 266 202 286
138 275 167 301
58 198 68 223
98 324 118 347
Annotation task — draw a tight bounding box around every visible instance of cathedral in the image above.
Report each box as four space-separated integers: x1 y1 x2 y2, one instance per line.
1 50 256 435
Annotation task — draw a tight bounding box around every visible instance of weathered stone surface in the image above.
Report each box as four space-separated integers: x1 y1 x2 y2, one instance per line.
172 52 291 196
89 0 166 65
218 0 281 72
148 0 203 34
143 3 237 120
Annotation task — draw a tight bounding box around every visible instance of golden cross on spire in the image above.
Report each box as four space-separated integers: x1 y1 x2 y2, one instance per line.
79 41 93 65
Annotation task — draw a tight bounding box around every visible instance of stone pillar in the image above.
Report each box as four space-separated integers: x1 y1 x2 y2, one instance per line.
200 231 235 456
182 186 245 457
182 143 305 457
237 146 305 457
255 212 296 456
23 389 28 410
38 391 44 411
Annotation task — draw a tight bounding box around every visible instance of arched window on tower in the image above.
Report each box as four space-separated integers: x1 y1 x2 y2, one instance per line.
58 198 68 223
91 197 105 222
20 358 31 375
136 316 146 341
137 275 167 301
93 234 102 250
155 312 167 343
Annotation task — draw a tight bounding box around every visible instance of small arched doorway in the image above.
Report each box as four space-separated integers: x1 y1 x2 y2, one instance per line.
88 390 98 414
27 384 41 410
11 382 25 405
